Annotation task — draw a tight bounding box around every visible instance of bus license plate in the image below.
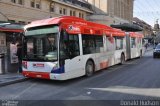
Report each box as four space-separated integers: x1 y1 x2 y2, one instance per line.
36 75 42 78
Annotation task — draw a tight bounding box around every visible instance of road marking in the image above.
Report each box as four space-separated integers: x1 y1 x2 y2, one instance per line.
89 87 160 98
13 83 37 99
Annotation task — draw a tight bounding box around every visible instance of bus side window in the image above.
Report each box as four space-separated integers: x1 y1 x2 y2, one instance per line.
131 37 136 48
115 37 124 50
82 35 96 54
95 36 103 53
68 35 80 58
106 37 114 51
59 30 69 66
60 30 80 62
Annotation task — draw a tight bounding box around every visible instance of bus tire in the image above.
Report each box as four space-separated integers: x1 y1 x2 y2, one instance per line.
120 54 125 65
85 60 94 77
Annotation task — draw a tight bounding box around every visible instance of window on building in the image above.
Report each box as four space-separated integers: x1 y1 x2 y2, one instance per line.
63 8 67 15
80 3 84 7
73 11 76 16
82 13 84 18
31 0 35 8
59 7 63 14
50 3 55 12
79 12 81 18
115 37 124 50
70 10 73 16
18 0 23 5
36 0 41 9
11 0 16 3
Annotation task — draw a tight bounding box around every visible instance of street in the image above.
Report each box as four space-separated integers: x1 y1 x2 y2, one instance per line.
0 50 160 101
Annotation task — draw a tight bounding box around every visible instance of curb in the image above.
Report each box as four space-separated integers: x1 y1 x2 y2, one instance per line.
0 78 28 87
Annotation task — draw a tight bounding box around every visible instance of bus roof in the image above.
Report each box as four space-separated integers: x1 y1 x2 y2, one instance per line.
25 16 112 29
24 16 125 37
129 32 144 38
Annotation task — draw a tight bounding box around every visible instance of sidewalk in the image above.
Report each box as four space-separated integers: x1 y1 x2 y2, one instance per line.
0 73 27 87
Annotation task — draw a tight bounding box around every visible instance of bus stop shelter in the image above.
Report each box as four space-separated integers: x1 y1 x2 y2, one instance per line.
111 23 143 32
0 22 23 73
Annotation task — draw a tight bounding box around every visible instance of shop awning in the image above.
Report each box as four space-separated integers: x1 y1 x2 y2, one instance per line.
0 22 24 32
111 23 143 32
0 27 23 32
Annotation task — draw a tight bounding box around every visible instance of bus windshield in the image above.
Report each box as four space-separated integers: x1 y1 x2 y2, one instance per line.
24 26 58 62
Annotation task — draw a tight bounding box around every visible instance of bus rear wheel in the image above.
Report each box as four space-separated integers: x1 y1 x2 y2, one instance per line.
85 61 94 77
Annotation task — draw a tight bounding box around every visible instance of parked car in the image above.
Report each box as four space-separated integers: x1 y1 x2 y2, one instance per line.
153 43 160 58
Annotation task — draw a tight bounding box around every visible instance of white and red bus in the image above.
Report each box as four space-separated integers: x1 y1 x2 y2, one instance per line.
22 16 144 80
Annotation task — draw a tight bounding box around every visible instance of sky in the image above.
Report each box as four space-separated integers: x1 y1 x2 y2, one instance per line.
134 0 160 27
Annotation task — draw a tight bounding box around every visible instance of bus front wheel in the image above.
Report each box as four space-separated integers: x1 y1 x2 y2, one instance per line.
85 61 94 77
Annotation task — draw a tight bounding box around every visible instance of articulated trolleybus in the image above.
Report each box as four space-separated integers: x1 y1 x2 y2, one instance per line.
22 16 144 80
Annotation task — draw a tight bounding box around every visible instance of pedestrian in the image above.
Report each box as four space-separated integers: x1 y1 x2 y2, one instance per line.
16 40 22 73
145 43 148 50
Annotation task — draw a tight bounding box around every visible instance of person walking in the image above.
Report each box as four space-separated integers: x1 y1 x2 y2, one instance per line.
145 43 148 50
16 40 22 73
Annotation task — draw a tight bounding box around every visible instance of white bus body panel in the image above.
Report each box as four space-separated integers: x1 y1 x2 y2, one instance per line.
114 49 126 64
23 62 57 73
50 54 96 80
131 48 139 59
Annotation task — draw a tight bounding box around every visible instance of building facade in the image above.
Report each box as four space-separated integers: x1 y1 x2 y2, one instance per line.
133 17 153 37
0 0 93 24
0 0 134 25
85 0 134 25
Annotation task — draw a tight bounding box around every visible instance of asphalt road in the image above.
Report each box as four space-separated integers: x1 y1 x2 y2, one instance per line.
0 50 160 103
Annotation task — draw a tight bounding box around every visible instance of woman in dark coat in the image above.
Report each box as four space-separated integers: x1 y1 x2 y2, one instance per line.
17 41 22 73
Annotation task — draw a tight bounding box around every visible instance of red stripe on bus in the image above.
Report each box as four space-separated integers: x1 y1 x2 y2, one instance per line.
100 61 109 69
22 71 50 79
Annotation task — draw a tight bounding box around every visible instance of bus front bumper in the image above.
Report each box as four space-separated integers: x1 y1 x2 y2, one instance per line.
50 73 68 80
22 71 50 80
22 71 67 80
